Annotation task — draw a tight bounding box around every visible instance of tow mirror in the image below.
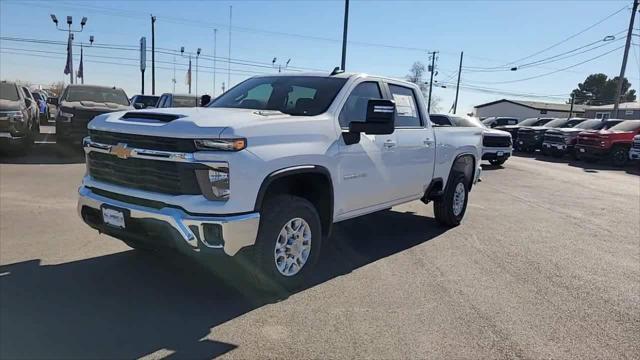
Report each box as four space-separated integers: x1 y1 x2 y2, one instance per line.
47 97 59 106
348 99 395 135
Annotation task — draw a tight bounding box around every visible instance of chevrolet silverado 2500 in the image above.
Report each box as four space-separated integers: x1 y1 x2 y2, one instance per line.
542 119 623 159
77 72 482 290
576 120 640 166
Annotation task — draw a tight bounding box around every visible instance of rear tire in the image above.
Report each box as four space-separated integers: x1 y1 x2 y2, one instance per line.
433 172 468 227
245 195 322 293
610 146 629 167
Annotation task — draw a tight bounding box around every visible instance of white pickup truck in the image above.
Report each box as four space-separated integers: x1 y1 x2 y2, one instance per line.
78 72 482 290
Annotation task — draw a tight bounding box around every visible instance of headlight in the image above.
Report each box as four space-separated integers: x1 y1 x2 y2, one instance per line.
194 138 246 151
208 163 230 200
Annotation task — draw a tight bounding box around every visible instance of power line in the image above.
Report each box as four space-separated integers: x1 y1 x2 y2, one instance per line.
468 45 625 85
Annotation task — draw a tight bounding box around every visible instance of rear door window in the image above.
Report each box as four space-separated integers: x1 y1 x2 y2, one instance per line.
388 84 422 127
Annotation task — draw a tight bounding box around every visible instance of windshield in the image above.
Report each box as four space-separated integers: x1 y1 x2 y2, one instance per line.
603 120 624 129
563 118 585 128
482 117 495 124
32 92 42 101
172 96 198 107
574 119 604 130
210 76 347 116
517 118 540 126
0 83 20 101
453 115 486 128
64 86 129 105
608 120 640 132
133 95 159 107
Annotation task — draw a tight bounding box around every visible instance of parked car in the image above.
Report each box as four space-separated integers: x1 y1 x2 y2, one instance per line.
155 93 200 108
494 117 553 144
77 72 483 291
431 113 512 166
629 134 640 161
481 116 519 128
575 120 640 166
21 86 39 125
50 85 132 145
0 81 38 153
130 94 160 109
31 91 49 124
516 117 586 153
542 119 624 158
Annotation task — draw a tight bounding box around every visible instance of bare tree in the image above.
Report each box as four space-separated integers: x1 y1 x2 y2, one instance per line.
406 61 441 112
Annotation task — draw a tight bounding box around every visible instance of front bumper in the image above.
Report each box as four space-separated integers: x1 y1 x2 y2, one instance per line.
630 147 640 160
56 119 90 143
482 147 511 161
575 145 609 157
78 186 260 256
516 136 544 149
542 141 572 153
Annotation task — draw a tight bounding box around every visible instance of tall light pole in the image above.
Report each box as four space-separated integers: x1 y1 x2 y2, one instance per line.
50 14 87 84
213 28 217 97
196 48 201 100
612 0 638 117
427 51 438 113
79 35 94 85
453 51 463 114
180 47 192 94
227 6 232 91
151 15 156 95
341 0 349 70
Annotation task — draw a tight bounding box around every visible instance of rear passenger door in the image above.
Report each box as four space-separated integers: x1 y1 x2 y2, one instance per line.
386 82 435 199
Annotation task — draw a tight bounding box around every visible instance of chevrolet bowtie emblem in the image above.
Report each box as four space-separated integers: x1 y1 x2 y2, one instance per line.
110 143 133 159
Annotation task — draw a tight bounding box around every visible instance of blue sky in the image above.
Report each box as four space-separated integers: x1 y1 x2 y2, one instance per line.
1 0 637 114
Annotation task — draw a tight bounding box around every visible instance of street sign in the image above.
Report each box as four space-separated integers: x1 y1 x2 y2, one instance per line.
140 37 146 71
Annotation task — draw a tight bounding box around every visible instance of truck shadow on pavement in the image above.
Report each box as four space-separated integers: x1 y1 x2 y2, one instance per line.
0 209 447 359
0 143 85 164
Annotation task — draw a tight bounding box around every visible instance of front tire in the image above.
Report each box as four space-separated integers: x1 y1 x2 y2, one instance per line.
433 172 468 227
247 195 322 292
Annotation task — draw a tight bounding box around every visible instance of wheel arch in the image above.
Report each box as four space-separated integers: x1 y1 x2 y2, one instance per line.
254 165 334 237
450 153 476 190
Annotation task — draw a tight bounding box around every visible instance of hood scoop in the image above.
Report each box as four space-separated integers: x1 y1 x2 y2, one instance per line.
120 112 183 123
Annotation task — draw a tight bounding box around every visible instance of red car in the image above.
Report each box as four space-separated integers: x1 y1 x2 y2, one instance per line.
575 120 640 166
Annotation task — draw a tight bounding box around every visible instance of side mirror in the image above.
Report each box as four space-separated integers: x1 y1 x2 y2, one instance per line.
47 97 59 106
348 99 395 135
133 102 145 109
24 98 32 107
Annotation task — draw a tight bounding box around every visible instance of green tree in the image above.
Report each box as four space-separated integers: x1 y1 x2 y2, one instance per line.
570 73 636 105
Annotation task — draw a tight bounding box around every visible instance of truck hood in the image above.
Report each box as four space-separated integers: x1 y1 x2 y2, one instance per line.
61 100 131 112
88 107 304 138
0 99 22 112
482 128 511 137
546 128 584 135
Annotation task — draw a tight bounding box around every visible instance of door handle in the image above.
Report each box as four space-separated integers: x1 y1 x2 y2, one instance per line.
383 139 397 149
424 138 434 147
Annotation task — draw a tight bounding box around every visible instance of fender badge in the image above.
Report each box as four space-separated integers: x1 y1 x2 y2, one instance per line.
110 143 133 159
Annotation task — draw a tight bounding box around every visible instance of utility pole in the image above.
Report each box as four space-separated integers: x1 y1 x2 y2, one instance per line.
172 55 176 93
453 51 464 114
613 0 638 117
341 0 349 71
213 28 217 97
228 6 232 91
151 15 156 95
568 93 575 118
427 51 438 113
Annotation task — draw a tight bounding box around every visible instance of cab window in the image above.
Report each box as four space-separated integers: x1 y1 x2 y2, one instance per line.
388 84 422 127
338 81 382 128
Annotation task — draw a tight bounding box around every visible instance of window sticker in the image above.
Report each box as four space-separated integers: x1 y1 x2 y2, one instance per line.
392 94 416 117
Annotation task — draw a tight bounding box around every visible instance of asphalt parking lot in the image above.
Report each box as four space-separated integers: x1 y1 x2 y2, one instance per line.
1 139 639 359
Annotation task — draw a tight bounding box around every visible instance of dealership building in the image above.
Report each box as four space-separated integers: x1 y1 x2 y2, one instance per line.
473 99 586 120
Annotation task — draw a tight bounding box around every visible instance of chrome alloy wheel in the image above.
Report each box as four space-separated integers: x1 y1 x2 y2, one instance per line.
452 182 466 216
274 217 312 277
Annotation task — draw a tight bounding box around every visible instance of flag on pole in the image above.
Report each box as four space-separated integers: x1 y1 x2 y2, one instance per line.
63 34 73 75
185 57 192 87
77 46 84 79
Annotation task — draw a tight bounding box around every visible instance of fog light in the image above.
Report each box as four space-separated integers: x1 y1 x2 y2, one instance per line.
208 164 230 199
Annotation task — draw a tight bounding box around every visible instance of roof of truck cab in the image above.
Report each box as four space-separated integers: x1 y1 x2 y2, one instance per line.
251 71 414 85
